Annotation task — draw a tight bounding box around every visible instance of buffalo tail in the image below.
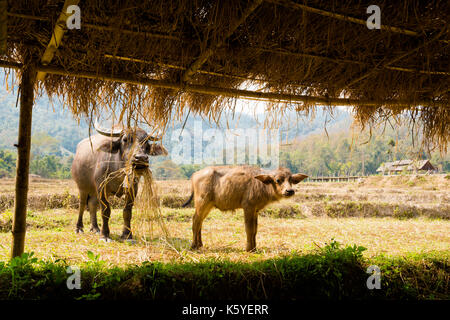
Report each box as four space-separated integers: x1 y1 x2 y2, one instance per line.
182 192 193 208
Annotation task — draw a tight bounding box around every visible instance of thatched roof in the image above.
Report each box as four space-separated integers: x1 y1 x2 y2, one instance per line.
2 0 449 148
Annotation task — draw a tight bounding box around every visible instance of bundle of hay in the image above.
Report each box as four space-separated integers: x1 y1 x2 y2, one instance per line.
134 168 170 243
98 162 170 244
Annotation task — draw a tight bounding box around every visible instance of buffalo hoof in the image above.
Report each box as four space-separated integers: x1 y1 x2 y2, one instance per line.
190 243 203 250
76 228 84 234
120 233 133 241
125 239 136 245
90 226 100 234
100 237 113 243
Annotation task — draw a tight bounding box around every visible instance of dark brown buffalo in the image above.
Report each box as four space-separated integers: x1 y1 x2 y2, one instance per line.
71 122 167 242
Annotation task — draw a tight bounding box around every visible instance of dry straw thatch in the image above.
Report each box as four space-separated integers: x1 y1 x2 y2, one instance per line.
2 0 449 149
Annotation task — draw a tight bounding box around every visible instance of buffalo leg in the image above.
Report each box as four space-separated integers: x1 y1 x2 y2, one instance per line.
244 207 258 252
99 196 112 242
121 192 135 240
191 202 212 249
88 195 100 233
191 213 203 249
76 191 87 233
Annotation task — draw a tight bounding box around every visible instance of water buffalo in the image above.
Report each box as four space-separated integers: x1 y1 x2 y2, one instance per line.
183 166 308 251
71 120 168 242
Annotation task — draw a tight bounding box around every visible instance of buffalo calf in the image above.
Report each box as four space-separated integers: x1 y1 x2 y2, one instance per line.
183 166 308 251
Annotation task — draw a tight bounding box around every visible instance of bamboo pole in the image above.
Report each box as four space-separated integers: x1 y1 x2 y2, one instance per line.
11 59 36 258
0 59 446 107
36 0 80 81
103 54 264 81
84 23 181 41
267 0 450 44
35 64 445 107
258 47 450 76
384 66 450 76
0 59 22 69
6 12 182 41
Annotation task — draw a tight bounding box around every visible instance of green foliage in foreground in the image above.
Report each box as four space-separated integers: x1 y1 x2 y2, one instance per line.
0 241 447 300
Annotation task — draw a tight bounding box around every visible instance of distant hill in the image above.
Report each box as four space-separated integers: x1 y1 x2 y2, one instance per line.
2 81 447 180
0 84 350 155
0 87 88 155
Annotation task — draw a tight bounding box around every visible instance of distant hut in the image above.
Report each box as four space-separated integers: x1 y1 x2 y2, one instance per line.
377 160 436 175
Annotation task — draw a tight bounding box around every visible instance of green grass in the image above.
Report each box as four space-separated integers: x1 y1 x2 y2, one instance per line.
0 240 447 300
1 207 449 265
0 178 448 300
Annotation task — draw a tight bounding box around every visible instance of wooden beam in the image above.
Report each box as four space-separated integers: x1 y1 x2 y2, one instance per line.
7 12 183 41
384 66 450 76
103 54 264 81
0 59 446 105
260 47 450 76
36 0 80 81
0 0 6 54
0 59 21 69
182 0 263 82
7 12 48 21
267 0 450 43
11 58 36 258
35 64 446 107
257 47 365 66
84 23 181 41
107 49 450 79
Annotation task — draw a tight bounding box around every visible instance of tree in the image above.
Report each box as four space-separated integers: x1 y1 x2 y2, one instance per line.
180 164 204 179
0 149 16 177
387 138 396 161
153 160 185 180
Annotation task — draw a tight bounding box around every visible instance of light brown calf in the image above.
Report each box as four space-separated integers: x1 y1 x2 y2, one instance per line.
182 166 308 251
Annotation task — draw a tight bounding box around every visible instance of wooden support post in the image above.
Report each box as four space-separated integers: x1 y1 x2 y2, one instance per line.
11 60 36 258
0 0 6 55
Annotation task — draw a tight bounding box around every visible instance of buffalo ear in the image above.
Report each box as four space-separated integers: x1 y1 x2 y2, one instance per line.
97 139 121 153
255 174 274 184
291 173 308 184
149 143 168 156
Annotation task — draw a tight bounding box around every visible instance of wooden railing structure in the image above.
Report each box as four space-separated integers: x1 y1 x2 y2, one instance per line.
307 176 367 182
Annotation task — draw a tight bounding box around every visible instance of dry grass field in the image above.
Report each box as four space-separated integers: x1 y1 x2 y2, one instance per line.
0 174 449 266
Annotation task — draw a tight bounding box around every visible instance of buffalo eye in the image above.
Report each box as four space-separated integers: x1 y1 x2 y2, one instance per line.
123 135 133 144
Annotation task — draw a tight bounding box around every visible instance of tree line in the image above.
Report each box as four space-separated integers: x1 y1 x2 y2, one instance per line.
0 121 448 180
0 149 73 179
280 125 449 177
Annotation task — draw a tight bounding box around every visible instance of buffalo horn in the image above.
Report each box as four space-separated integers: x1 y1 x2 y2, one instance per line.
94 118 123 137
